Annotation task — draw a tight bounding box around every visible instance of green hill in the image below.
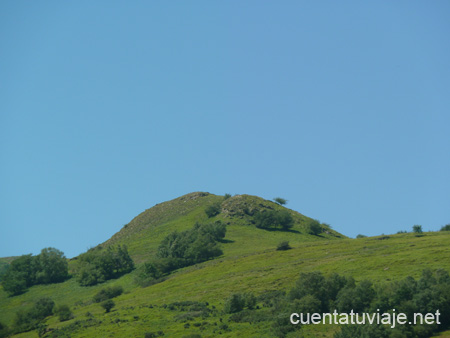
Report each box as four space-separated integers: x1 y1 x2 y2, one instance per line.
1 192 449 338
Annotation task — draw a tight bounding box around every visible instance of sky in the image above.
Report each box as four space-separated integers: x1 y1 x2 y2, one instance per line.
1 1 449 258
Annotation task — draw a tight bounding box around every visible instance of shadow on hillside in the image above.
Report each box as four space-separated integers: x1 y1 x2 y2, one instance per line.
219 239 235 244
260 227 301 234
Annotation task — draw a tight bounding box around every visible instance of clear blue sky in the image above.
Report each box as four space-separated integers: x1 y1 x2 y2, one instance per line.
1 1 449 258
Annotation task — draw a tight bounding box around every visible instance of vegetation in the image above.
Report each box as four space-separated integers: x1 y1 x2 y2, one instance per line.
54 304 73 322
254 209 294 230
93 285 123 303
13 297 55 334
441 224 450 231
205 202 221 218
75 245 134 286
137 221 226 285
273 197 287 205
413 225 423 235
356 234 367 238
276 241 292 251
0 192 448 338
101 299 115 313
307 219 322 235
1 248 68 296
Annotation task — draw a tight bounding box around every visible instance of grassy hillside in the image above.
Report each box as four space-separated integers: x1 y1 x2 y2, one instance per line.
1 193 449 337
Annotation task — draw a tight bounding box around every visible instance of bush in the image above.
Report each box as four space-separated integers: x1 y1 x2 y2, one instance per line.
55 304 73 322
101 299 115 313
205 203 221 218
93 286 123 303
224 293 245 314
75 245 134 286
13 297 55 333
2 248 69 296
413 225 423 234
356 234 367 238
276 241 292 251
307 220 322 235
273 197 287 205
224 193 231 200
254 210 294 230
441 224 450 231
0 321 9 338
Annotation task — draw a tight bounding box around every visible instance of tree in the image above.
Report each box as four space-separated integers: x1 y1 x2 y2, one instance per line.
440 224 450 231
101 299 115 313
224 293 245 313
307 220 322 236
273 197 287 205
413 225 423 234
34 247 69 284
276 241 292 251
55 304 73 322
205 203 221 218
254 210 294 230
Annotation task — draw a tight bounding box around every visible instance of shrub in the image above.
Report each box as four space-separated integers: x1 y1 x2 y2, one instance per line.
224 293 245 314
205 203 221 218
307 220 322 236
254 210 294 230
413 225 423 234
55 304 73 322
101 299 115 313
441 224 450 231
273 197 287 205
224 193 231 200
356 234 367 238
13 297 55 333
276 241 292 251
93 286 123 303
0 321 9 338
75 245 134 286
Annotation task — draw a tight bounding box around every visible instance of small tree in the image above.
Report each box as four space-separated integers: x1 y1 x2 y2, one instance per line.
273 197 287 205
101 299 115 313
55 304 73 322
205 203 221 218
307 220 322 236
412 225 423 234
440 224 450 232
356 234 367 238
276 241 292 251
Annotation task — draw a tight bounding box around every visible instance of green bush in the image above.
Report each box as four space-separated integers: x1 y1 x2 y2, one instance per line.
276 241 292 251
1 248 68 296
273 197 287 205
224 293 245 314
13 297 55 333
307 220 322 236
441 224 450 231
55 304 73 322
93 286 123 303
413 225 423 234
75 245 134 286
356 234 367 238
254 210 294 230
101 299 115 313
205 203 221 218
0 321 9 338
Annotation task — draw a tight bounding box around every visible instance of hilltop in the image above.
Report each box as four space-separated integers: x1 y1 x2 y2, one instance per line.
0 192 449 338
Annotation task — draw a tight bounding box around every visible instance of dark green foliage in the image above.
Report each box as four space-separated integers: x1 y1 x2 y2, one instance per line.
224 293 245 314
254 210 294 230
413 225 423 234
440 224 450 231
139 221 227 282
273 197 287 205
334 323 389 338
356 234 367 238
93 286 123 303
276 241 292 251
34 247 69 284
205 203 221 218
224 292 257 314
101 299 115 313
335 279 375 313
307 219 322 235
13 297 55 333
224 193 231 200
0 321 9 338
145 332 165 338
1 248 68 296
55 304 73 322
75 245 134 286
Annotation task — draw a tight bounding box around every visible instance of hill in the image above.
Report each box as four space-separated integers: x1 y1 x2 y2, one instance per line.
1 192 449 338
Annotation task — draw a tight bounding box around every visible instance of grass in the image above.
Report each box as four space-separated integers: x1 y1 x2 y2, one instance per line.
1 192 449 337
